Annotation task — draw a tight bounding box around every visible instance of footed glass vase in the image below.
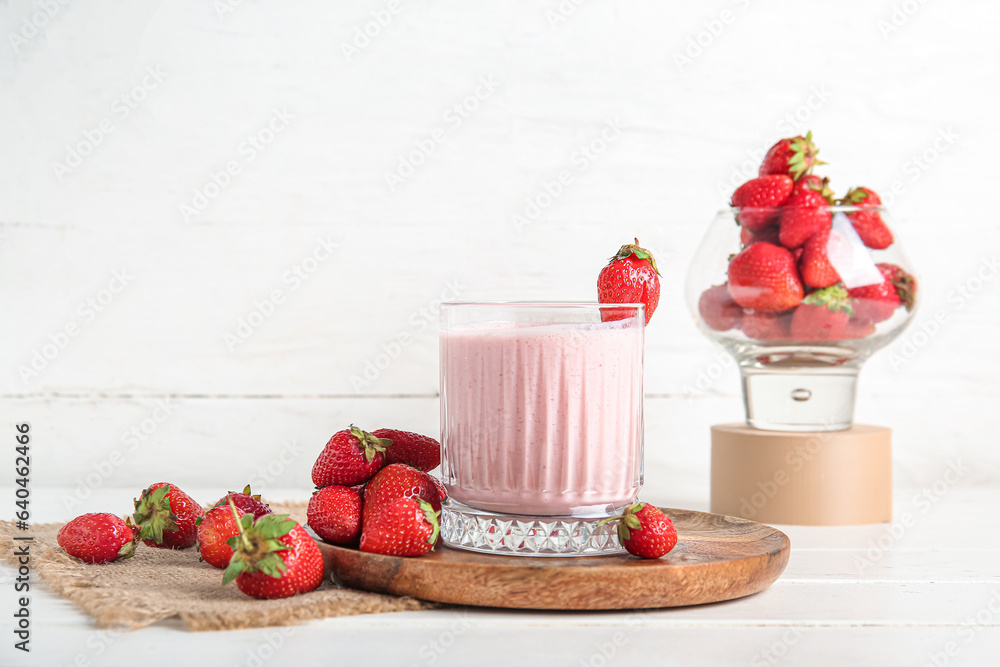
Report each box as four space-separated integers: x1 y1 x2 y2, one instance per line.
686 205 918 431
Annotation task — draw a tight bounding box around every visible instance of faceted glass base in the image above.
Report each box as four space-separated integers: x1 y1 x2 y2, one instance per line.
440 499 626 557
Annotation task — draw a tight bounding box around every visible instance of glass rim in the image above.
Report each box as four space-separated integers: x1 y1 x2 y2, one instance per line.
725 204 887 214
441 300 645 310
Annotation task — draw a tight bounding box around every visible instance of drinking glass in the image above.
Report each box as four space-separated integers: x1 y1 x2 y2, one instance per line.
439 302 645 556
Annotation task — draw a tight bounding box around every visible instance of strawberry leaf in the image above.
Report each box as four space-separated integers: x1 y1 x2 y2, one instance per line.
350 424 391 463
222 558 246 585
418 499 441 546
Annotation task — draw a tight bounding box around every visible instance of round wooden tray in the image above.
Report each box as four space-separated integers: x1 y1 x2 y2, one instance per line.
318 507 790 610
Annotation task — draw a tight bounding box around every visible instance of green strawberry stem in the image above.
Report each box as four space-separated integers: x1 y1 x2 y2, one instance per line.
228 499 253 553
418 499 441 547
117 516 141 560
132 484 180 545
610 238 660 275
212 484 265 510
221 500 294 585
802 284 855 317
597 502 645 542
349 424 392 463
787 131 825 180
893 272 916 311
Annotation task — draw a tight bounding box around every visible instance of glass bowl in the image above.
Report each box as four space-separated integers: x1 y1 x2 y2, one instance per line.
685 205 918 431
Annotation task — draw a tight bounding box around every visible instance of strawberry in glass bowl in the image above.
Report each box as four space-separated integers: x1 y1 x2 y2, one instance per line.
686 134 918 431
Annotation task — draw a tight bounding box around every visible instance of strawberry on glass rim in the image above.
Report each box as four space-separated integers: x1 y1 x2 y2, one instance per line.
597 238 660 325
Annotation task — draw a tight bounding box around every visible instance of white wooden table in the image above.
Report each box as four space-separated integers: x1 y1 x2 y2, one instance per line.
3 482 998 667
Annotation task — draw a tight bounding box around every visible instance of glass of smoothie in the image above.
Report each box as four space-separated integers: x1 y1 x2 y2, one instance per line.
439 302 644 556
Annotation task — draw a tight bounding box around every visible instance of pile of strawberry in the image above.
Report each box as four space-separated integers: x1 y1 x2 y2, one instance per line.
57 482 324 599
307 425 443 557
54 425 445 599
700 132 916 341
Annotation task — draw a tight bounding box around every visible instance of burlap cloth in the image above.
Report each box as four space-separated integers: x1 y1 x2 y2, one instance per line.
0 501 437 632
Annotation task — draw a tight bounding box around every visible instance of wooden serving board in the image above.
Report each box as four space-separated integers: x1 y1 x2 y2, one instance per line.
318 508 790 610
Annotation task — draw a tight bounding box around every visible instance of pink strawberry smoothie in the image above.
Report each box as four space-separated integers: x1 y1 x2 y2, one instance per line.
440 319 644 516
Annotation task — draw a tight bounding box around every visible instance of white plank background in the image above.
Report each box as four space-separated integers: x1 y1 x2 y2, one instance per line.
1 0 999 664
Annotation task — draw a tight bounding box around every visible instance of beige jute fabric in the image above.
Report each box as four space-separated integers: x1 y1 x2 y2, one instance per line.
0 501 436 632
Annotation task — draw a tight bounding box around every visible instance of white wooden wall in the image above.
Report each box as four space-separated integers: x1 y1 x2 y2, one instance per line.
1 0 997 505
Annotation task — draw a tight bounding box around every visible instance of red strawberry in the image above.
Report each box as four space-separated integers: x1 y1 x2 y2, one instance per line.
740 224 780 248
212 485 272 519
307 486 362 546
223 507 325 599
841 187 893 250
741 310 791 341
779 189 832 249
429 475 448 502
791 174 834 201
311 425 390 488
596 239 660 325
605 502 677 559
844 319 877 339
727 242 804 311
759 132 824 180
731 175 794 231
197 504 243 569
57 513 136 564
848 263 916 324
350 482 367 502
698 284 743 332
372 429 441 472
360 497 440 557
132 483 204 549
799 228 849 289
362 463 443 526
789 285 854 341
